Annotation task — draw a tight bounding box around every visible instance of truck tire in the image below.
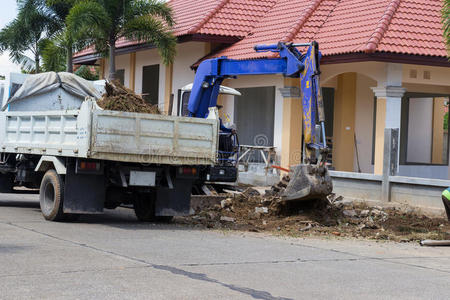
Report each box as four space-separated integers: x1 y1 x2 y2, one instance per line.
39 169 79 222
0 173 14 193
133 193 173 222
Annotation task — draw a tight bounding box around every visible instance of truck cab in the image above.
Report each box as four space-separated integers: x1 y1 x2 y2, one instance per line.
178 83 240 186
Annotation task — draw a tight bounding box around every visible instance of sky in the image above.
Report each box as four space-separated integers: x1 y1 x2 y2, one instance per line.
0 0 21 76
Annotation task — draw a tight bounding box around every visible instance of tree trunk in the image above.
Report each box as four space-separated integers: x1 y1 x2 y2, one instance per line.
108 38 116 80
66 44 73 73
35 53 40 74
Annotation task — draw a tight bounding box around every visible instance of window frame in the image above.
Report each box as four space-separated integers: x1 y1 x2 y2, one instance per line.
401 92 450 166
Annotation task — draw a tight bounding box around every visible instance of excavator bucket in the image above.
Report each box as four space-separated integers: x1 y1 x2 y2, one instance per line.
281 164 333 202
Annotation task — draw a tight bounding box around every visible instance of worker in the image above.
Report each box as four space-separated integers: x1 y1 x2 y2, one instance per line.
216 105 235 134
441 187 450 220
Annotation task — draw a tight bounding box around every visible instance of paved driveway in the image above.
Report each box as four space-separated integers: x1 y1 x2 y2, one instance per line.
0 192 449 299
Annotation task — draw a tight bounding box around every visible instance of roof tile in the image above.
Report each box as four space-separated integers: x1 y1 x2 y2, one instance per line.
74 0 448 59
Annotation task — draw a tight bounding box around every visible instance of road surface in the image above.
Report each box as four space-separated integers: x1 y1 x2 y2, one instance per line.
0 192 449 299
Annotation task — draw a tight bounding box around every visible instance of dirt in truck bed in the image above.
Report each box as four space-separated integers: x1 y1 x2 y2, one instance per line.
179 188 450 243
97 80 160 114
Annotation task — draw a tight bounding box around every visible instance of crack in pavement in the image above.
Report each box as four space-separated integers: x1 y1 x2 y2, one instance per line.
0 265 151 279
288 242 450 275
180 256 450 267
3 222 292 300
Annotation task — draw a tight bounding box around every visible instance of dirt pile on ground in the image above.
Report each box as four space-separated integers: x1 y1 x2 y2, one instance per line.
180 189 450 242
97 80 160 114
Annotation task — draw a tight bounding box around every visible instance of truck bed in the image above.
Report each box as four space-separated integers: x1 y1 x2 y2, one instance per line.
0 100 218 165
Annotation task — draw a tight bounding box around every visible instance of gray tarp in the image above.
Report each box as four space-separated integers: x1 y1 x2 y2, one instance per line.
6 72 102 106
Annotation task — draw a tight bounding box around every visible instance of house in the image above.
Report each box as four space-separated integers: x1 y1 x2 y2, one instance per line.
73 0 450 183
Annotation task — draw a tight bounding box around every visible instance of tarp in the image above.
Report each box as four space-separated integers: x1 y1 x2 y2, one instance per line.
6 72 102 106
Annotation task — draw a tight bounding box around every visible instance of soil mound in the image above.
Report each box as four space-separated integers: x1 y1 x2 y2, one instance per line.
97 80 160 114
181 189 450 242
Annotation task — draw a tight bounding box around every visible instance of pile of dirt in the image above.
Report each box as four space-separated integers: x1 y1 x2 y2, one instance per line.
97 80 160 114
179 189 450 242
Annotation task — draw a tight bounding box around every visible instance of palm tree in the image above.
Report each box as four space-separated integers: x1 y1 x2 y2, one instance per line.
67 0 177 80
0 0 57 73
43 0 78 72
40 37 67 72
444 0 450 49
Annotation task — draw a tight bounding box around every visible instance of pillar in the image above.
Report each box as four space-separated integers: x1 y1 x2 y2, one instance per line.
129 52 136 91
164 63 173 115
432 97 446 164
332 73 357 171
279 78 302 173
372 86 406 175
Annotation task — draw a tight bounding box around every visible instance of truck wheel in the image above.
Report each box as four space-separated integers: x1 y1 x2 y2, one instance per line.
133 193 173 222
0 173 14 193
39 169 67 221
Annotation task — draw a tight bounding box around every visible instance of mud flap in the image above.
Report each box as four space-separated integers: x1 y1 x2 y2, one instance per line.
155 179 192 216
281 164 332 202
64 165 105 214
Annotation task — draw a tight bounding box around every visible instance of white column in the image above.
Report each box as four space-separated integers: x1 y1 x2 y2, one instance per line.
371 86 406 175
372 86 406 128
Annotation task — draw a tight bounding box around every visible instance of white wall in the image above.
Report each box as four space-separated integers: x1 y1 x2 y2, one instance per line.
135 49 166 109
171 42 207 114
402 64 450 87
103 53 131 88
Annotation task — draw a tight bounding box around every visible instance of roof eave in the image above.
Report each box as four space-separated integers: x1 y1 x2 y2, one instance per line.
73 34 241 64
321 52 450 67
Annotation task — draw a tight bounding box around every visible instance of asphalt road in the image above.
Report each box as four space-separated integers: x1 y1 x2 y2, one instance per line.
0 192 449 300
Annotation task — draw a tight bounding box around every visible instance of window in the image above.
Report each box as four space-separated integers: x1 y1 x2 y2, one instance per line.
142 65 159 105
116 69 125 86
178 90 190 116
401 93 450 165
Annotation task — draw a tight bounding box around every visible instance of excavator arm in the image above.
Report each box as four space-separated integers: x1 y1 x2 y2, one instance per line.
188 41 332 202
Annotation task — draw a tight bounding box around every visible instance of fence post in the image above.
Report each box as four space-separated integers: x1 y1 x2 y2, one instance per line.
382 128 399 201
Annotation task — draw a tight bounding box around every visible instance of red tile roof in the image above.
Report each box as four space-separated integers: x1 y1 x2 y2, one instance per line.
74 0 448 60
74 0 272 58
217 0 448 59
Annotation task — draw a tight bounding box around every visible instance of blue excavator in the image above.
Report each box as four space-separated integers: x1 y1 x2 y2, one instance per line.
187 41 332 202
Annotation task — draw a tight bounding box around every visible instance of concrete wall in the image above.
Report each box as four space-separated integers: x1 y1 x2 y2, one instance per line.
331 171 447 210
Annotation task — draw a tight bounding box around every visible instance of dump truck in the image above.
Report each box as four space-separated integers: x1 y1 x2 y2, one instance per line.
0 72 218 221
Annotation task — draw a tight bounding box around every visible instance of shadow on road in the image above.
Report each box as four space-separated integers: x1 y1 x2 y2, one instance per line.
77 211 194 231
11 189 40 194
0 194 197 231
0 200 40 209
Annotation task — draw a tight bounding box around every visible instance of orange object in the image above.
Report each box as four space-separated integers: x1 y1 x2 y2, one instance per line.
270 165 291 173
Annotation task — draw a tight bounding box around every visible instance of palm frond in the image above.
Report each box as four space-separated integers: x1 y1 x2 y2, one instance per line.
443 0 450 48
40 37 67 72
123 14 176 65
126 0 174 27
12 53 37 73
66 1 111 42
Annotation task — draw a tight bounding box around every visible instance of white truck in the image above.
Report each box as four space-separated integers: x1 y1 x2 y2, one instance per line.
0 72 218 221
